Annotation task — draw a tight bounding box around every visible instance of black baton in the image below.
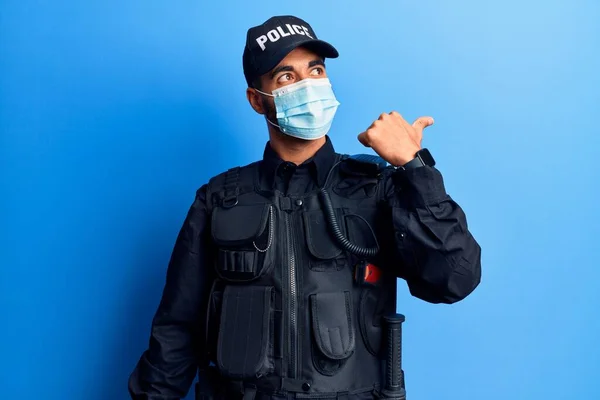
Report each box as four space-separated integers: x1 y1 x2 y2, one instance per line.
382 313 406 400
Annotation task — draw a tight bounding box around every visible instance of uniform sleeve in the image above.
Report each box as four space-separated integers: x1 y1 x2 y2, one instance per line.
382 165 482 304
128 185 215 399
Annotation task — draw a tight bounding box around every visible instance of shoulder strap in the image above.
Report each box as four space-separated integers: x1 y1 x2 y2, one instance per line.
206 162 260 213
342 153 388 177
220 166 241 208
332 153 390 202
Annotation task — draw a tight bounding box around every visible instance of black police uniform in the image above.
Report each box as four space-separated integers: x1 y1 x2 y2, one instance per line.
128 137 482 399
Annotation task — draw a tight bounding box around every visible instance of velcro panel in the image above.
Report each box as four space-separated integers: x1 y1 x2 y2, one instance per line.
217 285 274 379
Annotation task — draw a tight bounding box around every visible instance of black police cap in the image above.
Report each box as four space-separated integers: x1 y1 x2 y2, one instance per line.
242 15 339 87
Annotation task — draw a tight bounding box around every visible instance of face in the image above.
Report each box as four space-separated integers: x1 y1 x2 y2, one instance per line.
247 46 328 121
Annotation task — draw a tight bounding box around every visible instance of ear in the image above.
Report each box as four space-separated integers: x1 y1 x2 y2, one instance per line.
246 88 265 115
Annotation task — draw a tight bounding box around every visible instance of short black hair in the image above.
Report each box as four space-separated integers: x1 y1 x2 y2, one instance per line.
251 77 262 90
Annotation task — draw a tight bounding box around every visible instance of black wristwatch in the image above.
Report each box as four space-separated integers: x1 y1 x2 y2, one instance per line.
400 148 436 170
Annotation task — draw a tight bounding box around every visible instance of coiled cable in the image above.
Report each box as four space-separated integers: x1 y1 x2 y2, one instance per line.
319 158 380 257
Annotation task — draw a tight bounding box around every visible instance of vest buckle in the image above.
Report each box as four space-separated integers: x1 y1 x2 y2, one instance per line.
221 195 239 208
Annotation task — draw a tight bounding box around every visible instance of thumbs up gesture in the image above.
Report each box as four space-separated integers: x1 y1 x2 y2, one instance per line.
357 112 434 167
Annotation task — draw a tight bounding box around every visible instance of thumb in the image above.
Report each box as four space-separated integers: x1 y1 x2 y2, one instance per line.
412 116 434 133
357 132 371 148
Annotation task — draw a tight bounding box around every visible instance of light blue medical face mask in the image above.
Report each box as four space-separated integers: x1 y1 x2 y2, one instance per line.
256 78 340 140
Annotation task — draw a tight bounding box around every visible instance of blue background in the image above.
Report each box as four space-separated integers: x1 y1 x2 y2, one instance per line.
1 1 598 399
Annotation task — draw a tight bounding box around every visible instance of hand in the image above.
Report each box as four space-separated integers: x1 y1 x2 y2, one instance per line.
357 112 434 167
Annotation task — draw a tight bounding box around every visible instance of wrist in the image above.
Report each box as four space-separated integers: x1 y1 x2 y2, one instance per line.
391 148 421 167
396 148 436 170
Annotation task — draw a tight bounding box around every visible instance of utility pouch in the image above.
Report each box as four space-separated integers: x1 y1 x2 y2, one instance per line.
309 291 356 376
303 208 347 271
216 285 276 380
358 287 388 358
211 203 274 282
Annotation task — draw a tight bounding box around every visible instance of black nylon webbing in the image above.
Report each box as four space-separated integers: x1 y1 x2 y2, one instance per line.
221 167 240 207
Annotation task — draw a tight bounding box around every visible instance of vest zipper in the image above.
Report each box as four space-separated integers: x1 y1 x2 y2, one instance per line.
285 212 299 378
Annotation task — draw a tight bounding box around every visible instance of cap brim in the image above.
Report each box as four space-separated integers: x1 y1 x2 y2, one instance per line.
296 39 339 59
257 39 339 79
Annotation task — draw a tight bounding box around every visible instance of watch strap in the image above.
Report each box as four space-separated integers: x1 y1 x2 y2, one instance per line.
401 155 425 170
400 148 436 170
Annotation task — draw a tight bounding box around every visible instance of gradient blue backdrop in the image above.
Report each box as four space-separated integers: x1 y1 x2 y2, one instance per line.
1 1 598 399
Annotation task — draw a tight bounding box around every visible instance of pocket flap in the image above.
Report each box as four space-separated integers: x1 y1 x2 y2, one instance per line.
217 285 274 379
310 291 355 360
212 204 270 246
303 209 344 259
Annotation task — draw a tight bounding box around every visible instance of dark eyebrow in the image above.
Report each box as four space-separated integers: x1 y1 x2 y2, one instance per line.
308 59 325 68
270 65 294 79
270 59 326 79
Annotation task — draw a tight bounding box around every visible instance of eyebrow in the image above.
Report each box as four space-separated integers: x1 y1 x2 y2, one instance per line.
269 59 326 79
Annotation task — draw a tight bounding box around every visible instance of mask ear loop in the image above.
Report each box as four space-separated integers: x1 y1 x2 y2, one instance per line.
254 88 274 97
254 88 283 131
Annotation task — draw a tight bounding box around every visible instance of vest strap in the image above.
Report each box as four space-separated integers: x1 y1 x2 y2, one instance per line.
226 376 313 395
337 391 349 400
220 167 241 208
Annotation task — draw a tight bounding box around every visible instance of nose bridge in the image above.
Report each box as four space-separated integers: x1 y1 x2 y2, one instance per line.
296 68 312 81
294 61 318 82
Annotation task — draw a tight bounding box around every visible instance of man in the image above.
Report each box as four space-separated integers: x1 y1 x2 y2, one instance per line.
129 15 481 400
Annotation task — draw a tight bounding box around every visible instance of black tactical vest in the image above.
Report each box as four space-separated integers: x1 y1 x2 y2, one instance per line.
203 154 399 399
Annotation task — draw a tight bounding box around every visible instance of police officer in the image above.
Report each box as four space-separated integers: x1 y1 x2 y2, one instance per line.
129 15 482 400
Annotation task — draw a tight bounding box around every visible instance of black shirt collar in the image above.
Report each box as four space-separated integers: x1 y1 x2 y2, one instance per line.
260 136 337 190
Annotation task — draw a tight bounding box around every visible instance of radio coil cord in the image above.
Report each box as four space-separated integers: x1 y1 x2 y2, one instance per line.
319 159 380 258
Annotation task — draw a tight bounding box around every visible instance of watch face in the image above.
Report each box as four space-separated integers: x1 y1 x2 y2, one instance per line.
419 149 436 167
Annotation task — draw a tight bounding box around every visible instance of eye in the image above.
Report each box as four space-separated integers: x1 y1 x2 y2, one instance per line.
310 67 325 76
277 73 293 84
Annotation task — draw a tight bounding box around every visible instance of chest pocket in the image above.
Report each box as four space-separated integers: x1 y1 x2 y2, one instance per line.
302 208 347 271
211 203 275 282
